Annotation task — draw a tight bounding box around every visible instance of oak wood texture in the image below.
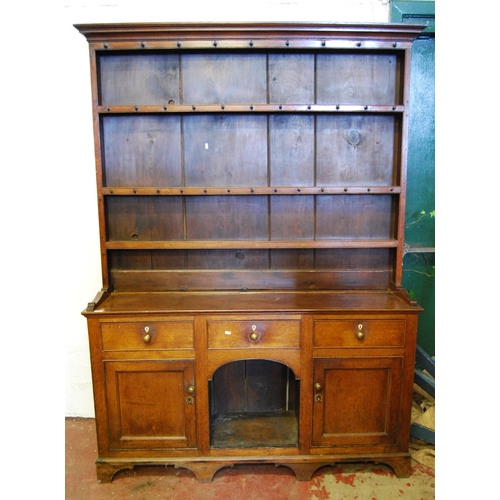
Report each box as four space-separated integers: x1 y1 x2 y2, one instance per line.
77 22 424 483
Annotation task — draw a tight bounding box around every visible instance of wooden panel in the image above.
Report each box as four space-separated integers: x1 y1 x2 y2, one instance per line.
247 360 289 411
102 115 182 187
316 114 397 186
316 195 396 239
105 360 196 449
106 196 184 241
185 196 268 240
109 269 391 291
269 114 315 186
314 248 393 270
181 52 267 104
316 53 400 105
183 114 268 186
101 320 194 350
187 249 269 269
211 361 246 413
313 319 406 348
108 249 155 270
211 411 298 448
207 319 300 348
270 196 315 240
211 360 291 414
270 249 314 269
312 357 402 447
268 53 315 103
108 250 188 270
108 249 392 272
99 53 180 105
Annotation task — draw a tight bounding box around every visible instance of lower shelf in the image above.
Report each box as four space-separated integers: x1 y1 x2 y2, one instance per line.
211 411 298 448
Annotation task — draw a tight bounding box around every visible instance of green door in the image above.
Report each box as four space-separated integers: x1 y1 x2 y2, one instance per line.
391 1 435 355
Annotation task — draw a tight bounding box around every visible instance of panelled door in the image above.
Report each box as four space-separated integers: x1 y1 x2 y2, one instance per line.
104 360 197 450
312 356 403 447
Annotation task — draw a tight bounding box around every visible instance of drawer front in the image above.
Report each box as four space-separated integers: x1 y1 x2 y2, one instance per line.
314 319 405 348
208 320 300 348
101 321 194 350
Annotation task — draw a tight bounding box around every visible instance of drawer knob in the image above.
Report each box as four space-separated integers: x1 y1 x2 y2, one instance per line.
143 334 151 343
314 383 322 391
249 324 259 341
356 331 365 340
187 385 195 394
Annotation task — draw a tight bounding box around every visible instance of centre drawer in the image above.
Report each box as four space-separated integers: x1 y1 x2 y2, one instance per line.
101 320 194 350
314 318 405 348
208 319 300 349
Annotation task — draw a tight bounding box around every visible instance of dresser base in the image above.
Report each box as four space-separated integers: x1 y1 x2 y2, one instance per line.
96 454 412 483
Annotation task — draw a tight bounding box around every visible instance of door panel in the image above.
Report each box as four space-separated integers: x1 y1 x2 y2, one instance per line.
312 357 402 447
105 360 196 450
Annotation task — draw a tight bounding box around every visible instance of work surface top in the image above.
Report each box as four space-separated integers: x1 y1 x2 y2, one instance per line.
84 290 422 316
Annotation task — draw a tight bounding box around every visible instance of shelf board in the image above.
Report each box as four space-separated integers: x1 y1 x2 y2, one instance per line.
103 186 401 196
98 104 404 114
105 239 400 250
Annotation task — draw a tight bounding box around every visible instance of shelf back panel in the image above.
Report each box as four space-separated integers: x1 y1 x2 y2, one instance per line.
102 114 400 188
98 50 404 106
107 247 394 291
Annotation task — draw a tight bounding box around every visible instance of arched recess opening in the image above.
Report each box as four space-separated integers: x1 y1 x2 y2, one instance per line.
210 359 300 449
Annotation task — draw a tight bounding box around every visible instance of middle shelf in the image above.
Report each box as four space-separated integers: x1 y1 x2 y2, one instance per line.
105 239 400 250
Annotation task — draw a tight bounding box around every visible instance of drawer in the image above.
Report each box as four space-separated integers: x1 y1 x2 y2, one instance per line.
101 321 194 350
314 319 405 348
208 320 300 349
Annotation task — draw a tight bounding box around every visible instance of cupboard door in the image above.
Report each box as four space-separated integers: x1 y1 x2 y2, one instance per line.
312 357 402 447
105 360 196 450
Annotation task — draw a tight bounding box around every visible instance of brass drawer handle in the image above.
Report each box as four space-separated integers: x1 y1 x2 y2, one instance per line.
356 323 364 340
314 383 322 391
187 385 195 394
249 324 259 342
143 334 151 343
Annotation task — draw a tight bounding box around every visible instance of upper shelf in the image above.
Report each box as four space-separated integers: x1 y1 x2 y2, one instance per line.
98 104 404 114
102 186 402 196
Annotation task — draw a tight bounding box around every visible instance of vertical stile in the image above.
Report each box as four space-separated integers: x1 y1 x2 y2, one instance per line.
395 45 412 286
89 45 110 289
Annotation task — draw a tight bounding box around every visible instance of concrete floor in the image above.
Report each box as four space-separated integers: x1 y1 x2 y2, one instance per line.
66 418 435 499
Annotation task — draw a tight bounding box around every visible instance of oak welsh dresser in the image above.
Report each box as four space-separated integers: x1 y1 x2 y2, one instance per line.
76 22 424 483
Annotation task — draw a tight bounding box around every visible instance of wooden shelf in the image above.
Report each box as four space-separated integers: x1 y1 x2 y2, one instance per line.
103 186 401 196
97 104 405 114
105 239 400 250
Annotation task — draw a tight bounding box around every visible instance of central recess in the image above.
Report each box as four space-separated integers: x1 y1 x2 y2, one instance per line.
209 360 300 448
